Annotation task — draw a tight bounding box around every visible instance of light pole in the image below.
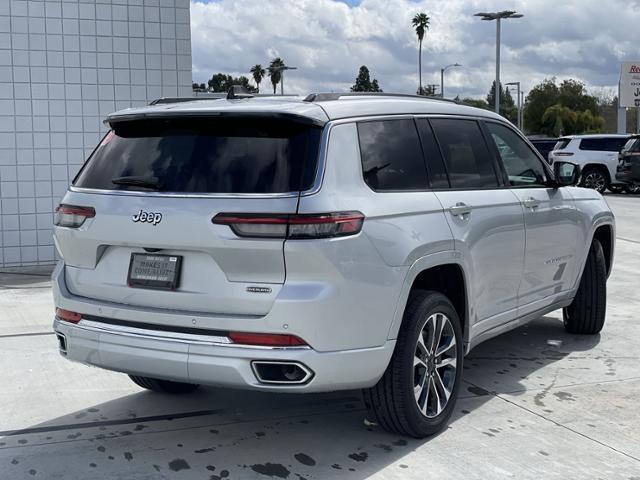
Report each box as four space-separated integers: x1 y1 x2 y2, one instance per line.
520 90 525 131
440 63 462 98
474 11 523 114
272 65 297 95
505 81 521 130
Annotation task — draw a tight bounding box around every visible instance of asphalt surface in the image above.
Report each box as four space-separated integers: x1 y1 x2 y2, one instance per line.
1 194 639 479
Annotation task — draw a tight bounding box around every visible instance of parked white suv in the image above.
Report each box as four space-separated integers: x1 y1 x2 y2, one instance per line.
52 92 615 438
548 134 630 193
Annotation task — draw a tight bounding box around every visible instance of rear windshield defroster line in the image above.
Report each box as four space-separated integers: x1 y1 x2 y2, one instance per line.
73 116 322 194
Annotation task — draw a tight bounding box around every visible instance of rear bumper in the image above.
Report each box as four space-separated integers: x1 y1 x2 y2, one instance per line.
51 262 395 392
53 317 395 392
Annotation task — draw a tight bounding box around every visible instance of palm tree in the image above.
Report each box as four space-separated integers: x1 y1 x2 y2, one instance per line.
268 57 285 94
412 12 430 94
250 64 266 93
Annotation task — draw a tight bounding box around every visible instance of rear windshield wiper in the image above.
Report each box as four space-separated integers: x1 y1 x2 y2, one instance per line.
112 176 163 191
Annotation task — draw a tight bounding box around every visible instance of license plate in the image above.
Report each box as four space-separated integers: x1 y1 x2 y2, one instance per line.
127 253 182 290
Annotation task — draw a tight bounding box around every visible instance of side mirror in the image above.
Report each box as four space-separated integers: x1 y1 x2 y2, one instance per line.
553 161 581 187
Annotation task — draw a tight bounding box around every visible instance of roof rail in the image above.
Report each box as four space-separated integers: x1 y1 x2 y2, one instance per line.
149 94 226 105
303 92 460 104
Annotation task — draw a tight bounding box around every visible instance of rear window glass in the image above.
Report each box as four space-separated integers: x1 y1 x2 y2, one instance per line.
357 119 428 191
73 117 322 194
554 139 571 150
579 137 628 152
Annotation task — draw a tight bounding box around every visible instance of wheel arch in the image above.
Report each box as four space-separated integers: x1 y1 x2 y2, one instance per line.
593 223 614 278
387 253 470 349
582 163 611 182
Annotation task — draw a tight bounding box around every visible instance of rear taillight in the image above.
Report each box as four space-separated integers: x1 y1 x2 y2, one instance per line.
554 152 574 156
212 212 364 239
54 204 95 228
229 331 307 347
55 308 82 324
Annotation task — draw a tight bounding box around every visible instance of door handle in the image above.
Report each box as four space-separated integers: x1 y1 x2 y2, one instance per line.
449 202 472 218
523 197 540 209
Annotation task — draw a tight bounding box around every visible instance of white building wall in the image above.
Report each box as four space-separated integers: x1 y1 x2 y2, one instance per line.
0 0 192 267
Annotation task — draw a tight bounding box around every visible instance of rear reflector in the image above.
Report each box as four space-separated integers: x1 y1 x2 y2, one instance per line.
54 204 95 228
229 332 307 347
55 308 82 324
213 211 364 239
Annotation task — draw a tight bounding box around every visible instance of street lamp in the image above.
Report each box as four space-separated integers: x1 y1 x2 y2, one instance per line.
474 11 523 114
271 65 298 95
505 81 521 130
440 63 462 98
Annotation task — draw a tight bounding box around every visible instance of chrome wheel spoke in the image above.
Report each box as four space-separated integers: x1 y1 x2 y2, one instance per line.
429 374 442 415
433 369 451 403
436 356 457 369
416 331 429 357
435 335 456 357
422 376 434 416
414 371 427 403
430 314 444 354
414 355 427 369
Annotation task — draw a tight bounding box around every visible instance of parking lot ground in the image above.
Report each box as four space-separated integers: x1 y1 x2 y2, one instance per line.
1 195 640 479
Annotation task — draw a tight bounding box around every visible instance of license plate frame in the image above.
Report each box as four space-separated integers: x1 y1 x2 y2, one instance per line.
127 253 182 291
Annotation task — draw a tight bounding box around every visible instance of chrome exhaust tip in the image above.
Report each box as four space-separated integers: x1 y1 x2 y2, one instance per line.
251 361 314 385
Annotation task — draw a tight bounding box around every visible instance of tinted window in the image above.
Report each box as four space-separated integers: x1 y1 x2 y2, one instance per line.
623 138 640 153
430 119 499 188
357 119 428 191
486 122 548 187
415 119 449 188
74 117 321 194
579 137 628 152
554 139 571 150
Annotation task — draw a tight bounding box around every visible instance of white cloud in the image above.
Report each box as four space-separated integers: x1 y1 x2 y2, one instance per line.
190 0 639 99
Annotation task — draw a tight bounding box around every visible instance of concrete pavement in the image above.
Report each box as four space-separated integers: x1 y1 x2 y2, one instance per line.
1 194 639 479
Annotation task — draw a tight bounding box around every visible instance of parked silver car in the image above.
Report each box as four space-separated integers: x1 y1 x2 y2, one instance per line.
52 92 615 438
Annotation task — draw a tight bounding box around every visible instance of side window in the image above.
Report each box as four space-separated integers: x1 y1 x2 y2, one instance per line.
430 118 499 189
486 122 548 187
579 138 606 151
415 118 449 188
357 119 428 191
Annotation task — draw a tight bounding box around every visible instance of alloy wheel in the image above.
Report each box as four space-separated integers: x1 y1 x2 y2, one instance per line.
413 312 457 418
582 171 607 192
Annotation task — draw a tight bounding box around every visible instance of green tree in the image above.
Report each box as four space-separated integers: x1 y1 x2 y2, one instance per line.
461 97 489 109
524 78 603 135
486 81 517 123
207 73 257 93
350 65 382 92
411 12 430 95
417 85 437 96
268 57 285 94
250 64 266 93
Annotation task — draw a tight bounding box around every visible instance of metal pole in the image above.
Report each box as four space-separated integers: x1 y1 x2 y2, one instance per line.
637 107 640 133
516 83 521 129
495 18 501 114
520 91 524 131
440 68 444 98
281 70 284 95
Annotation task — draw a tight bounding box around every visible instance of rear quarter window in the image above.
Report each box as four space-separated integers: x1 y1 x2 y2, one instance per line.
357 118 428 191
73 117 322 194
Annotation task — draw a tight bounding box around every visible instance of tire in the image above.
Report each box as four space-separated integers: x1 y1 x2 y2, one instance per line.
625 183 640 194
129 375 200 394
580 167 609 194
607 184 625 194
362 291 463 438
563 238 607 334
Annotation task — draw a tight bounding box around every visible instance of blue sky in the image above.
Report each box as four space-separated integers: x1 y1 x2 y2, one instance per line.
189 0 638 99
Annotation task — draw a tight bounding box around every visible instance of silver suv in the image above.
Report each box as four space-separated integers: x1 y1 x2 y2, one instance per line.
52 92 615 438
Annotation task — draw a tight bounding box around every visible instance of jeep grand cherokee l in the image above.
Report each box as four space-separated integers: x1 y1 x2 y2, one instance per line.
52 92 615 438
